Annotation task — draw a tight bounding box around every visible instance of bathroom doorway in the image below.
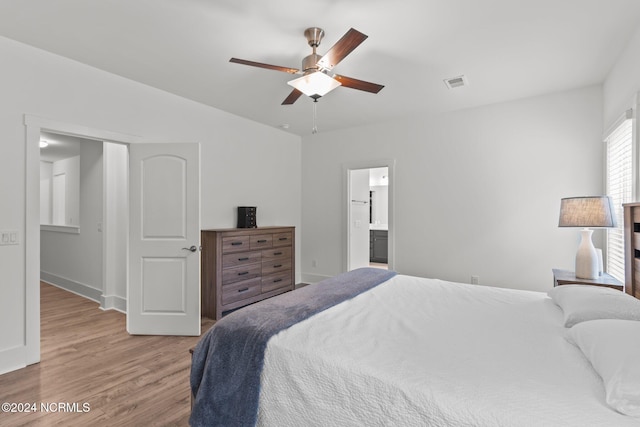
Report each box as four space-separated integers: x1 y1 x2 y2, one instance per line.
368 167 389 269
346 163 394 272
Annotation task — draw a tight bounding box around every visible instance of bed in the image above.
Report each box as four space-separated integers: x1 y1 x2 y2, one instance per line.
190 268 640 426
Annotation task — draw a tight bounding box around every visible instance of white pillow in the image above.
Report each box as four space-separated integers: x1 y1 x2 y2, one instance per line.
568 319 640 418
547 285 640 327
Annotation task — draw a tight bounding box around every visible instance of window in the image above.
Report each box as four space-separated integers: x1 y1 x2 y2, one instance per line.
605 115 633 281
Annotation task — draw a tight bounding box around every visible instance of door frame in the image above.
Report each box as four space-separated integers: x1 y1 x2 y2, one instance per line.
343 159 396 273
24 115 146 365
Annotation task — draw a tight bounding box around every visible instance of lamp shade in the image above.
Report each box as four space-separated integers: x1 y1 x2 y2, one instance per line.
558 196 617 228
287 71 341 98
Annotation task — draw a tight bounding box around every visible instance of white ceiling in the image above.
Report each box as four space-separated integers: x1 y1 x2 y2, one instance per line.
39 132 83 162
1 0 640 136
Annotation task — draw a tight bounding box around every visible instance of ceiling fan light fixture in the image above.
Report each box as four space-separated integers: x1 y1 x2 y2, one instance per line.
287 71 341 99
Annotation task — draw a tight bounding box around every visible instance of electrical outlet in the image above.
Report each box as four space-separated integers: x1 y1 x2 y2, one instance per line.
312 259 318 268
471 275 480 285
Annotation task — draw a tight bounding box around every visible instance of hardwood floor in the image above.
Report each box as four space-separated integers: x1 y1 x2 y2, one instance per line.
369 262 388 270
0 282 215 426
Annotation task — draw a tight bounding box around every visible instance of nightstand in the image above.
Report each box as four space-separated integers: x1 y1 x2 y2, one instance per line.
552 268 624 291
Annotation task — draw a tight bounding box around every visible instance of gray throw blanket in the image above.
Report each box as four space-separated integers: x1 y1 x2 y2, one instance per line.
190 267 396 427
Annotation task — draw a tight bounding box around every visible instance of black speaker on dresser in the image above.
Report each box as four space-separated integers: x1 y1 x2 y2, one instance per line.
237 206 257 228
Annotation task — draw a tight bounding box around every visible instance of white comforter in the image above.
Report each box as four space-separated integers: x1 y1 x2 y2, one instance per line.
257 274 640 426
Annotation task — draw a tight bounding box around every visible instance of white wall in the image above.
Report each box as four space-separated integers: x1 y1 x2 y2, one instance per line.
39 161 52 223
603 26 640 129
0 36 301 374
301 85 604 292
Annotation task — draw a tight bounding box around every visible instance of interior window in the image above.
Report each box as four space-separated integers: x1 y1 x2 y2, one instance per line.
40 132 81 232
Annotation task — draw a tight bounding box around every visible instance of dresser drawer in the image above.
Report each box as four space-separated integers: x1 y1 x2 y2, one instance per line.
634 232 640 251
222 236 250 253
221 278 262 305
250 234 273 249
262 271 292 293
222 263 262 285
222 251 261 269
272 232 293 247
262 246 291 260
262 259 292 275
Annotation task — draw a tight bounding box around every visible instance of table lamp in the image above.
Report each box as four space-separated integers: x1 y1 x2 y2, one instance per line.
558 196 617 279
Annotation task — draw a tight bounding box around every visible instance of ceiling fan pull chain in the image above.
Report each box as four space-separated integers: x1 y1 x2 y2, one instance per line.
312 100 318 134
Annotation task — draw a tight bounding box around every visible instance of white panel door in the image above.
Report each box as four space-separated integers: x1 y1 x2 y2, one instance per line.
348 169 371 270
128 143 200 335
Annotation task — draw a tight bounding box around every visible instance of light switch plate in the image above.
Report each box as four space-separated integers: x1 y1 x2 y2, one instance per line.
0 230 19 246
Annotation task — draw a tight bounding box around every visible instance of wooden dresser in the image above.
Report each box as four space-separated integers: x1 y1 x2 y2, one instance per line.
623 203 640 298
201 226 295 320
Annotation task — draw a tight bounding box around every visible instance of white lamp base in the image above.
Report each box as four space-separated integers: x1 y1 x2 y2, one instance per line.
575 228 598 279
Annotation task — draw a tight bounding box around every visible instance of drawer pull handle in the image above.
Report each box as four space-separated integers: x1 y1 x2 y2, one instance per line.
273 264 282 268
273 252 283 256
238 288 249 293
238 271 249 276
279 237 288 241
238 257 249 261
273 279 283 283
231 242 243 246
257 239 267 243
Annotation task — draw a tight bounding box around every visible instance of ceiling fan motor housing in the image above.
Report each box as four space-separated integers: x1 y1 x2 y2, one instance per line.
303 28 325 74
302 53 323 74
304 27 324 47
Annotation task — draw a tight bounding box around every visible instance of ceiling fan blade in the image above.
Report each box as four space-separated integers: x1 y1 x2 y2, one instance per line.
282 89 304 105
334 75 384 94
230 58 299 74
317 28 368 70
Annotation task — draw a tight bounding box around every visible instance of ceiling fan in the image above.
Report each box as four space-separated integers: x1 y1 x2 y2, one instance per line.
230 27 384 105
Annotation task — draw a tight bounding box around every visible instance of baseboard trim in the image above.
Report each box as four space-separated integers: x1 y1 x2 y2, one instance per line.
40 271 102 303
301 272 332 285
100 294 127 313
0 345 26 376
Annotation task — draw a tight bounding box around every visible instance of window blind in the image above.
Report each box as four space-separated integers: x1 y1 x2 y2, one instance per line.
605 118 633 281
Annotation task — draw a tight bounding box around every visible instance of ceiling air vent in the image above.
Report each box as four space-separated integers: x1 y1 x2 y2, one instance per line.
444 75 468 89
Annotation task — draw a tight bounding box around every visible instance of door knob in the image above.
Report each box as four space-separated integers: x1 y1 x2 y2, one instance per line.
182 245 198 253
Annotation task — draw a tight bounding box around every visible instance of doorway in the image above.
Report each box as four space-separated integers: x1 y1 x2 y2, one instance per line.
39 132 115 305
25 116 139 365
345 161 395 272
24 115 201 367
368 167 389 269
